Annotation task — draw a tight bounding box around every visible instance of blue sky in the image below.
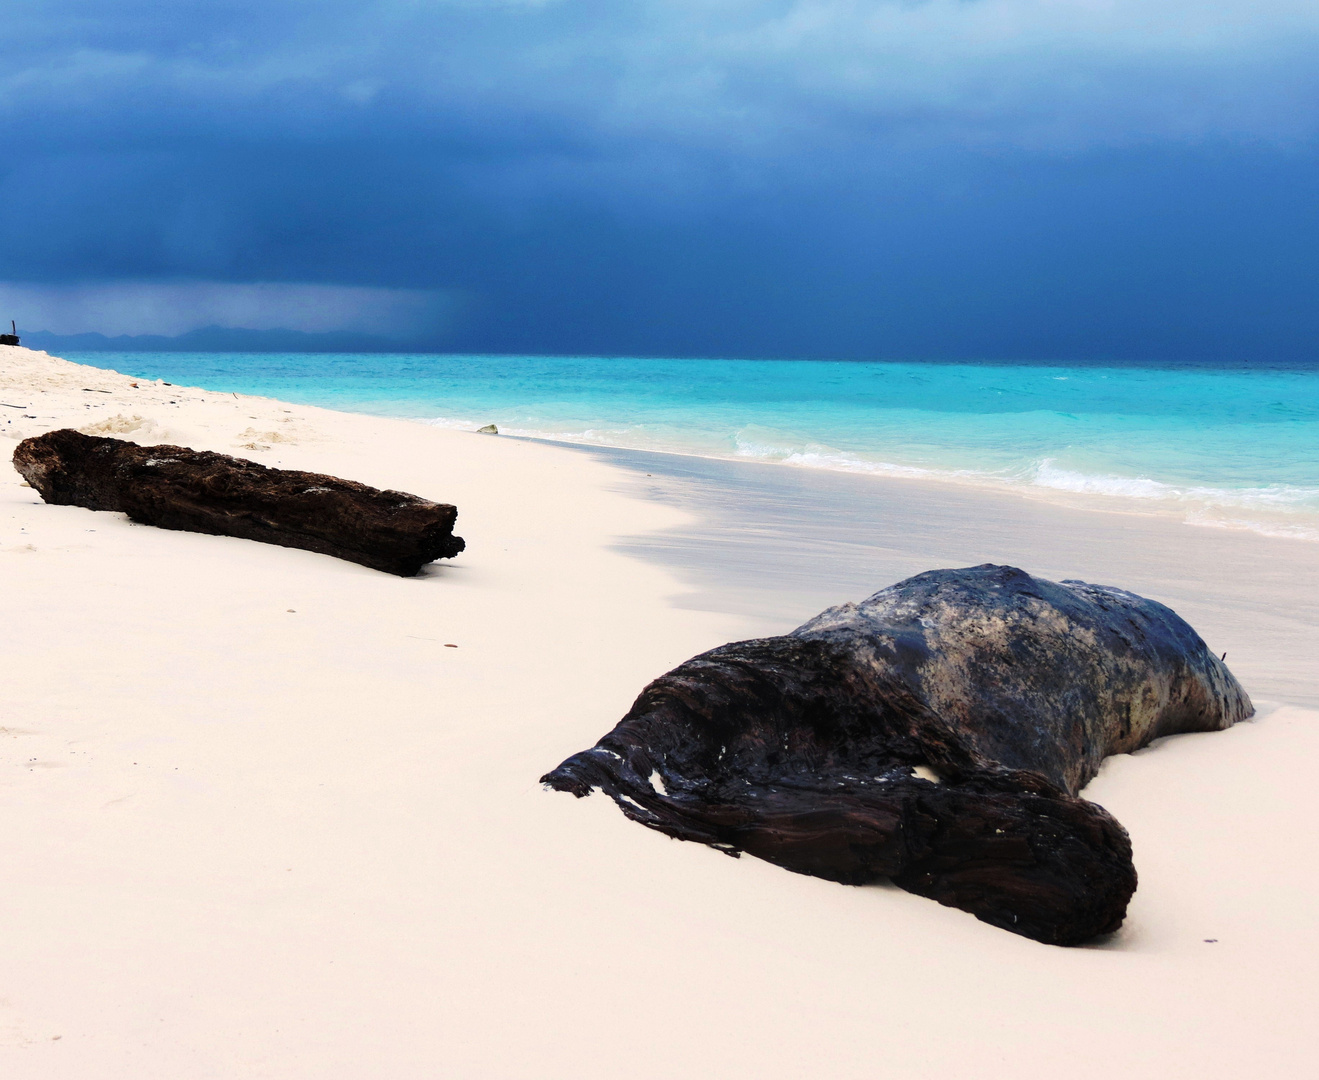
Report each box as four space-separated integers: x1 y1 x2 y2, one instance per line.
2 0 1317 359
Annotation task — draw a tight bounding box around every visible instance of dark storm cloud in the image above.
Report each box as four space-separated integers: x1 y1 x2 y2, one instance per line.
2 1 1318 358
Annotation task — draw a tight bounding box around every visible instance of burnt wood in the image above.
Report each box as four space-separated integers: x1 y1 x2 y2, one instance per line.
13 428 465 575
543 564 1252 945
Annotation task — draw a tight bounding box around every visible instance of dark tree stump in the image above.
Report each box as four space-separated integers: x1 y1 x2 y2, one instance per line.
543 565 1253 945
13 429 465 576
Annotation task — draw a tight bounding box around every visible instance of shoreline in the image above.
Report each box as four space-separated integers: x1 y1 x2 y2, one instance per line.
3 345 1318 1077
52 347 1319 545
487 427 1319 545
566 438 1319 709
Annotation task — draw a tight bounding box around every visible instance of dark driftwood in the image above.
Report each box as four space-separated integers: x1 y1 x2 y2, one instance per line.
13 429 464 576
543 565 1252 945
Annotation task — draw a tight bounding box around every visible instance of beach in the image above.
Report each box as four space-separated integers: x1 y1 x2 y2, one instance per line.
2 343 1317 1078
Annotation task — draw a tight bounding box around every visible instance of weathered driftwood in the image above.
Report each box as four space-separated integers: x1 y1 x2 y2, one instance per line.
543 565 1252 945
13 429 465 576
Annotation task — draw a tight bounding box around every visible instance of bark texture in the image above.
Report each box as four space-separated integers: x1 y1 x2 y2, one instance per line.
543 564 1253 945
13 428 464 576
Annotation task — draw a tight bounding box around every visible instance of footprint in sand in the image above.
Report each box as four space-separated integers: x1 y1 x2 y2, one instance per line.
78 413 170 442
236 426 299 451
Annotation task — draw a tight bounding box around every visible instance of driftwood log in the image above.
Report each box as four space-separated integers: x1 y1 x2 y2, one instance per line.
543 565 1252 945
13 429 464 576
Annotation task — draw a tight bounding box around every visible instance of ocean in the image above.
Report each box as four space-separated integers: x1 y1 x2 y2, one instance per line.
66 352 1319 541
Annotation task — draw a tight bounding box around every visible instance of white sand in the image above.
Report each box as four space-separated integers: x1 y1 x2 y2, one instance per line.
2 344 1316 1078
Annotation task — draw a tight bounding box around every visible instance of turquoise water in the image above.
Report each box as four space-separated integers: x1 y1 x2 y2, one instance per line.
68 352 1319 540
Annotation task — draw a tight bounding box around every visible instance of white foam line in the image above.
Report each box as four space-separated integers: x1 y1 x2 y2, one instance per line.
415 416 1319 543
